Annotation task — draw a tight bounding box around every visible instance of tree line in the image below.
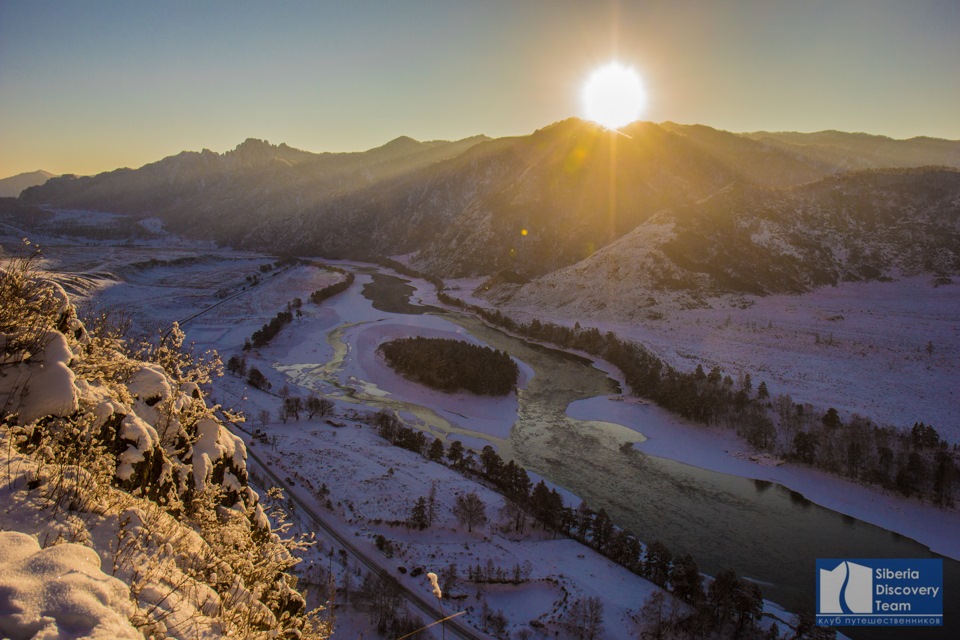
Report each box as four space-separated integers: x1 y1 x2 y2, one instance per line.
371 257 444 291
245 306 296 349
379 336 519 396
309 271 355 304
369 409 783 638
242 270 354 351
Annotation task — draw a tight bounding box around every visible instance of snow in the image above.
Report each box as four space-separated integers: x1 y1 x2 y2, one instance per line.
243 414 667 639
192 417 222 490
0 438 228 640
191 417 247 491
127 363 172 403
0 330 79 425
0 244 313 639
0 531 140 640
17 238 948 638
491 274 960 440
117 413 160 481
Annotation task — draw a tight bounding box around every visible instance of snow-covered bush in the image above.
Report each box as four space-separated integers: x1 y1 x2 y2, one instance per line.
0 246 331 639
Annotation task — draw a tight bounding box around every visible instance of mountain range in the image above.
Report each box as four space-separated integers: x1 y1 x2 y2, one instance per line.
16 120 960 301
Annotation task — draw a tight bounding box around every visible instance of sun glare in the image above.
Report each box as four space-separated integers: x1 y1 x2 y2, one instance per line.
581 62 647 130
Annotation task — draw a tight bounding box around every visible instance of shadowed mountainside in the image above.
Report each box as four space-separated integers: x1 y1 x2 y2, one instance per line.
492 168 960 316
0 170 57 197
19 120 960 289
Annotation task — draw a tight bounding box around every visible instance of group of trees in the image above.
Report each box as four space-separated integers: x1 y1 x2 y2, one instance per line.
540 496 756 631
781 406 957 505
375 409 565 533
225 355 272 392
464 560 530 585
246 308 294 349
247 366 271 390
309 272 355 304
379 336 519 396
279 393 334 423
437 291 960 506
639 569 779 640
370 407 768 637
374 410 433 458
371 257 444 291
355 572 424 638
367 410 790 637
438 291 775 425
227 362 335 422
226 353 248 377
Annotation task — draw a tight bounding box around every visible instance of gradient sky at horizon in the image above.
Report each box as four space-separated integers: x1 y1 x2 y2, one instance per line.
1 0 958 177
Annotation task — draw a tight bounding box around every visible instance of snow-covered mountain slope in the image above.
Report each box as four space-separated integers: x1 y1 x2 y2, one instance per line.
496 168 960 311
463 168 960 439
469 170 960 437
19 135 488 246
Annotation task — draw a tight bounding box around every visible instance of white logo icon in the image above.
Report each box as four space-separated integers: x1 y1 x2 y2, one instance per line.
820 561 873 614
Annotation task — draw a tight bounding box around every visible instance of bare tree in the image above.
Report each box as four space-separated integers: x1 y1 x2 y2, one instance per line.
359 572 403 633
306 395 333 419
637 591 674 640
566 596 604 640
282 396 302 421
452 492 487 533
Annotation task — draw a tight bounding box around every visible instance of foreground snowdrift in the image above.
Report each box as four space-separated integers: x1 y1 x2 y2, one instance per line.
0 531 139 640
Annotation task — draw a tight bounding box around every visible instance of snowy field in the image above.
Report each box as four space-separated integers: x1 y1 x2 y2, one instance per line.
240 411 667 639
458 276 960 440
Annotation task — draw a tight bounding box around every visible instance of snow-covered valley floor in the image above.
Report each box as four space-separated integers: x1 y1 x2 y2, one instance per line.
456 276 960 441
12 230 953 639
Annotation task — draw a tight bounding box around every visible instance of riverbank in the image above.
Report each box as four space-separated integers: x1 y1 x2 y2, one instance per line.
568 394 960 562
405 273 960 562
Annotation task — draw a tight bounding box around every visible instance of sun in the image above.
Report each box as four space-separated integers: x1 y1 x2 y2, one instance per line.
581 62 647 130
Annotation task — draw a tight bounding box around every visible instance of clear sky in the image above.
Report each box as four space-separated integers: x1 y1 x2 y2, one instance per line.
1 0 958 177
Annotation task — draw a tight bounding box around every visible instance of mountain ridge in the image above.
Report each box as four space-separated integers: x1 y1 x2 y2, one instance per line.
18 120 960 292
0 170 57 197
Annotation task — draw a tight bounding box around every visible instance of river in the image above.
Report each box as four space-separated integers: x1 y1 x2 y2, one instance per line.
305 270 960 640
